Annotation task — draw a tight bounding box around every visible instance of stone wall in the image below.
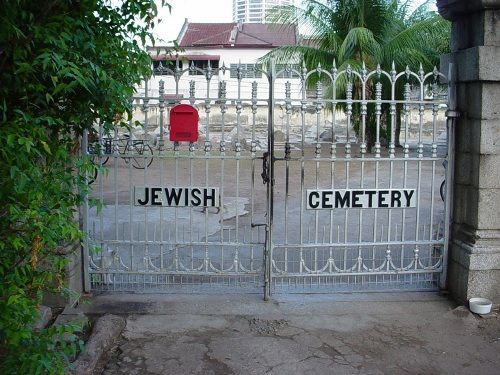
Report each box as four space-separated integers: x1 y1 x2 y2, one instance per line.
438 0 500 303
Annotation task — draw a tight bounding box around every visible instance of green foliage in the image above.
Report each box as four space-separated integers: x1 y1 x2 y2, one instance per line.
264 0 450 72
262 0 451 148
0 0 170 373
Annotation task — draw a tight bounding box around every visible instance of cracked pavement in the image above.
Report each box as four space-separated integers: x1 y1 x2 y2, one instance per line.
80 292 500 375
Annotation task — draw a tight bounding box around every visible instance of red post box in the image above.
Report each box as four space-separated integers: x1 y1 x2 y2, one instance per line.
169 104 199 142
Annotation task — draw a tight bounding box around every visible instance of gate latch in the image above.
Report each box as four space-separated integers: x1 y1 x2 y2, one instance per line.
261 152 270 185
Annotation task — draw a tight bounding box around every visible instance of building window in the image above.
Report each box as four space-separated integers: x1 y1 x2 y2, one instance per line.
152 60 183 75
275 64 300 79
188 60 220 75
230 63 263 78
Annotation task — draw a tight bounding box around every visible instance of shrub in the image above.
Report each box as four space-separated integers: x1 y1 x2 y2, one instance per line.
0 1 170 372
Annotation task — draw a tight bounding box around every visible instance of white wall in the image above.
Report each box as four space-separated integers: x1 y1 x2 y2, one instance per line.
145 47 304 101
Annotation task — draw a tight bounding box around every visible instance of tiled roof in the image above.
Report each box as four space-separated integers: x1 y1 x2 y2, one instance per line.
179 23 236 46
150 54 221 61
238 23 296 46
178 22 297 48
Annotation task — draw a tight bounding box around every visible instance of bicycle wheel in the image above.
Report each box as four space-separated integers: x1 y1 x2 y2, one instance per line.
101 156 110 166
100 138 113 166
88 142 111 165
87 159 99 185
91 154 109 166
131 142 154 169
440 180 446 201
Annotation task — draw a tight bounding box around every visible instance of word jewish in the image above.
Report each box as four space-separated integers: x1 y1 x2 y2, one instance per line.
134 187 219 207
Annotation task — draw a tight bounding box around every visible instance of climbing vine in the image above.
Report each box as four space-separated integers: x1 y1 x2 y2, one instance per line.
0 1 170 373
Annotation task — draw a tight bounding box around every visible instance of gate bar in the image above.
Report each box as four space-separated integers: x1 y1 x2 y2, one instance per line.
264 59 276 301
81 130 91 293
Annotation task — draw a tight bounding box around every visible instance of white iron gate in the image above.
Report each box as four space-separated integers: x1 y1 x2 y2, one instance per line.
82 61 452 299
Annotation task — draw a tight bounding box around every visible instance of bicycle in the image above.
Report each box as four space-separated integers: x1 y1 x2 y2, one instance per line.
87 133 154 184
88 133 154 170
115 133 154 169
87 133 110 184
88 133 111 166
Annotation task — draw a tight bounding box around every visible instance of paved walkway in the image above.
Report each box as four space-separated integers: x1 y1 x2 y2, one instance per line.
77 292 499 375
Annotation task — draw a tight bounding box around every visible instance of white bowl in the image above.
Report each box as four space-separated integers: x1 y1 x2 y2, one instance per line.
469 297 493 314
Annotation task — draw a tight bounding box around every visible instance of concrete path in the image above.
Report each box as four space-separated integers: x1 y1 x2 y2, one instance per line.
78 292 500 375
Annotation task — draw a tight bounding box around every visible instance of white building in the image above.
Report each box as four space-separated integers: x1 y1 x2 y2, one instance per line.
147 20 300 100
232 0 295 23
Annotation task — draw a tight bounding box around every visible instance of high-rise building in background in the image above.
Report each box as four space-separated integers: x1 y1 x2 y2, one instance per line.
232 0 294 23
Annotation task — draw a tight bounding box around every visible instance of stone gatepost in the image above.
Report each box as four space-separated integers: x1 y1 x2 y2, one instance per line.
437 0 500 303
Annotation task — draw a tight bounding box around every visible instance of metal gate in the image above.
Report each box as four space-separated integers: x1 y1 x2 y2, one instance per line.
83 61 453 299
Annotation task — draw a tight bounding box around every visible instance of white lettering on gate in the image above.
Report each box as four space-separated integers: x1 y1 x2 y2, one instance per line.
134 187 219 207
306 189 417 209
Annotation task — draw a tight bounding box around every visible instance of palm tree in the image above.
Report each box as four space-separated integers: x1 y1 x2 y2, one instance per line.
261 0 450 149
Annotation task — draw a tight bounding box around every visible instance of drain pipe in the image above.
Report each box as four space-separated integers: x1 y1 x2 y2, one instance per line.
441 63 459 291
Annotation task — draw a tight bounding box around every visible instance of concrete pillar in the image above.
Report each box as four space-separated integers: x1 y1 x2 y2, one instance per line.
438 0 500 303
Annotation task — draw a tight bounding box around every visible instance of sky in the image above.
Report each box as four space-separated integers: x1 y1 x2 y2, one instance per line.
152 0 435 44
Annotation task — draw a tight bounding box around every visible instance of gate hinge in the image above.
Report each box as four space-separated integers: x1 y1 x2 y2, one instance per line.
445 110 460 119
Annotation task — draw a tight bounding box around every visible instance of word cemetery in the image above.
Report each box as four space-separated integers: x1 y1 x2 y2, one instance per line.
306 189 417 209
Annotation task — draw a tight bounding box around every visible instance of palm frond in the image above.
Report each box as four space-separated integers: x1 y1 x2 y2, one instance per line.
382 15 450 70
258 45 335 70
260 0 450 93
406 0 438 24
338 27 382 67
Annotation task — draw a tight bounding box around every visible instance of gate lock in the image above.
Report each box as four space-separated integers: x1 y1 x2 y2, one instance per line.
261 152 270 185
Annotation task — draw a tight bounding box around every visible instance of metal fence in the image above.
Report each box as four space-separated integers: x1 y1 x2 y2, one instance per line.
82 61 452 299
